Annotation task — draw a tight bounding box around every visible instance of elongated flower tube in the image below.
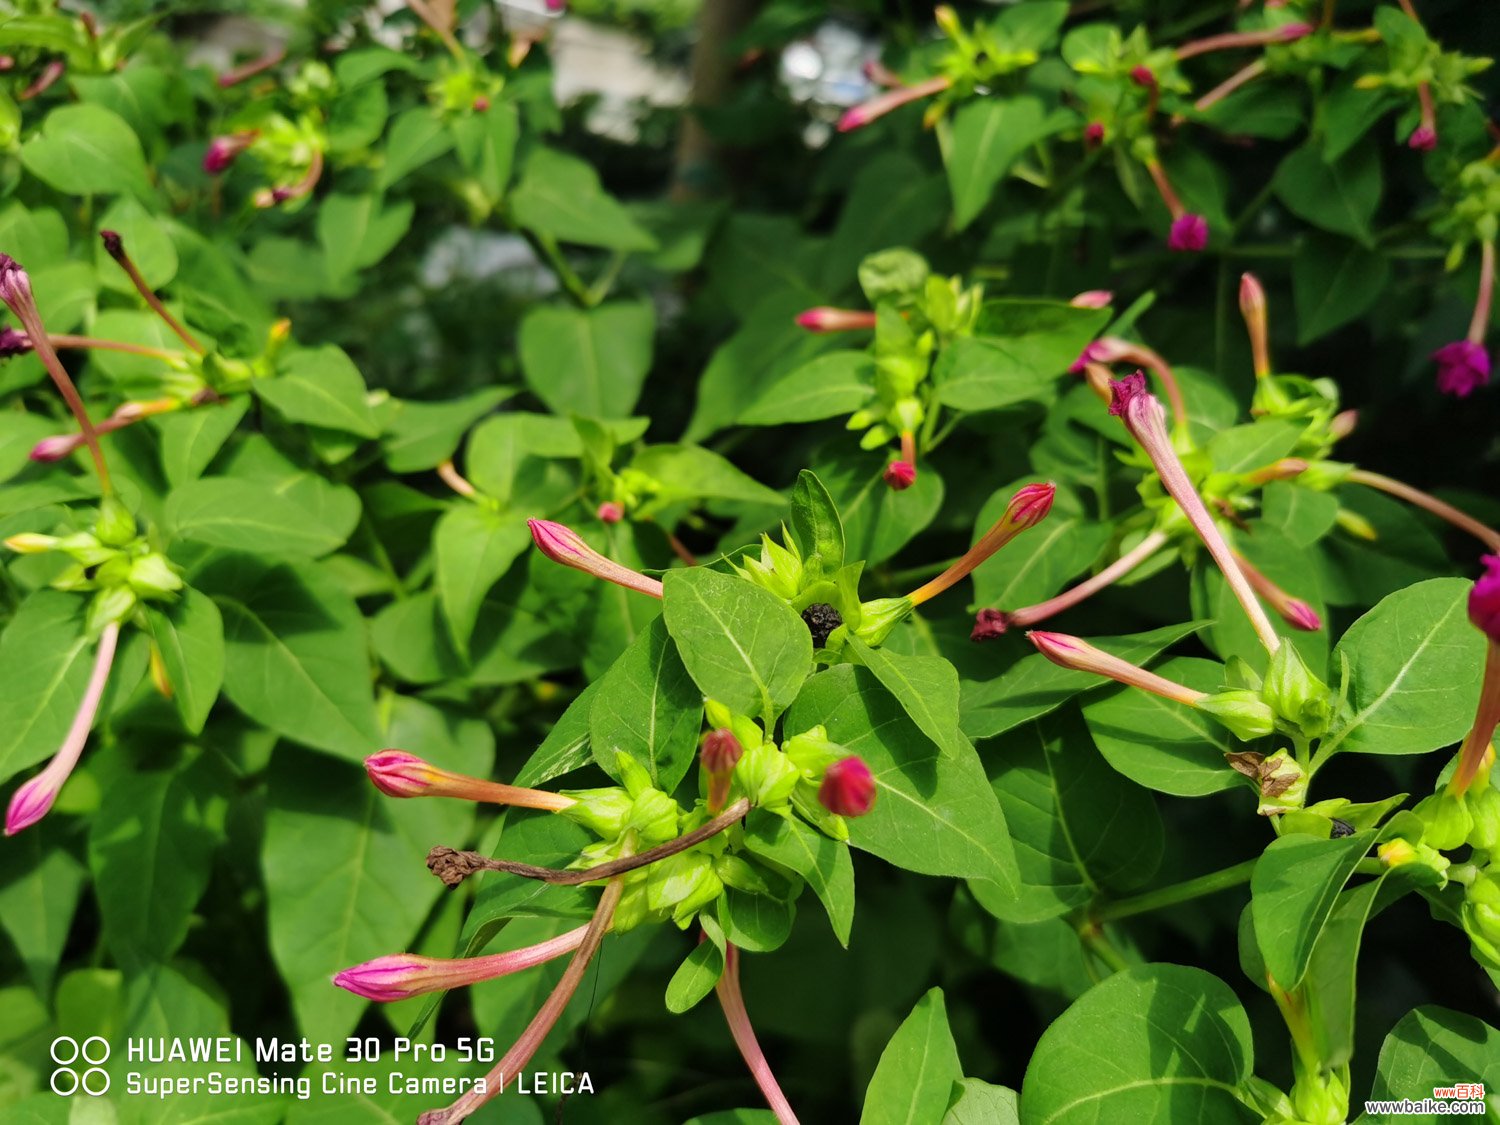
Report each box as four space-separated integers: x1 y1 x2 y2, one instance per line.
1192 59 1266 114
416 875 624 1125
364 750 576 811
1432 240 1494 398
1110 373 1282 654
794 307 877 332
101 232 205 355
1244 458 1308 485
527 519 664 598
1175 22 1313 60
1409 83 1438 151
334 925 590 1002
973 530 1170 638
1070 290 1113 309
5 622 120 835
217 47 284 88
1232 551 1321 632
717 943 801 1125
906 483 1055 607
252 150 326 209
1028 631 1208 707
1344 469 1500 553
836 75 952 132
1240 273 1271 378
31 398 180 462
1451 559 1500 795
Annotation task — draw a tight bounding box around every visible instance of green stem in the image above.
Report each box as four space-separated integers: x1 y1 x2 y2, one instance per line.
1092 858 1257 923
528 232 594 308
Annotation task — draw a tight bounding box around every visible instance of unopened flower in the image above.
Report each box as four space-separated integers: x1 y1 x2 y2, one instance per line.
1410 82 1438 152
1239 272 1270 377
1069 341 1108 375
30 434 79 462
794 307 877 332
596 501 624 524
701 729 743 775
1409 125 1437 152
1130 65 1157 89
1070 289 1112 308
883 460 916 491
818 756 876 817
1451 561 1500 797
334 926 590 1002
1084 122 1105 147
1234 551 1321 632
1244 458 1308 485
1175 22 1314 60
1168 213 1209 252
1329 409 1358 441
0 326 31 357
1028 631 1208 707
1472 557 1500 642
203 131 256 175
363 750 575 811
527 518 664 598
1433 341 1490 398
836 75 952 132
907 483 1054 606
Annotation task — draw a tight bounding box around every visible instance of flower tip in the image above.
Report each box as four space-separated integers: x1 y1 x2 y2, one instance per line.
5 775 60 836
596 501 624 524
364 749 433 798
1084 121 1105 146
819 757 876 817
1107 370 1151 418
30 434 78 462
1069 289 1112 309
971 608 1010 641
1279 21 1315 40
1007 482 1056 529
1238 272 1266 313
1329 409 1358 441
883 460 916 491
528 518 579 559
1471 556 1500 643
99 230 124 260
701 728 743 774
836 107 869 133
1408 126 1438 152
1167 213 1209 253
0 253 29 305
1130 65 1157 89
1432 341 1491 398
1025 630 1072 661
1069 340 1106 375
1285 600 1322 632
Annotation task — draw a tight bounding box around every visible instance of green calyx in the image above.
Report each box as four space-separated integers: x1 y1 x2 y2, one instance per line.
1262 642 1334 742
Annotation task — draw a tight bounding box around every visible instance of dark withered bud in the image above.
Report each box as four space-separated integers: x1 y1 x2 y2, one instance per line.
1329 818 1355 839
801 602 843 648
100 230 124 260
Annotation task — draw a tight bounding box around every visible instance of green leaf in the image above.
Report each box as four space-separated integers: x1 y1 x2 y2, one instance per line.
859 988 963 1125
0 592 93 782
662 568 813 724
1360 1007 1500 1121
379 387 510 473
452 102 520 201
518 300 655 419
1206 419 1306 475
1082 656 1238 797
790 469 845 581
20 103 153 199
1251 830 1374 988
789 664 1019 891
0 829 84 995
665 919 724 1014
433 505 530 654
511 147 658 252
961 622 1204 740
1273 141 1382 245
719 889 794 952
377 107 454 190
196 555 380 762
630 444 785 509
95 197 177 292
144 587 224 734
316 193 414 277
166 478 352 558
935 302 1109 412
1021 964 1257 1124
1303 876 1386 1070
255 346 380 438
946 97 1063 230
944 1079 1020 1125
847 637 968 759
743 810 855 946
589 616 702 792
154 398 249 486
514 680 599 788
1293 235 1390 344
739 351 876 426
1321 578 1485 758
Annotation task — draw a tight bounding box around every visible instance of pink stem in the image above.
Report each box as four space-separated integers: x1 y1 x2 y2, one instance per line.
1005 531 1169 629
1346 469 1500 554
716 943 801 1125
217 47 285 88
1451 639 1500 795
48 334 180 360
1144 159 1184 220
1193 59 1266 112
1469 239 1495 345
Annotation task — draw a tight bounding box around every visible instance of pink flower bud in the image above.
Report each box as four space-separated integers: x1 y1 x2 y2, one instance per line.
0 326 31 357
1130 65 1157 89
364 749 436 798
30 433 82 462
1168 213 1209 253
203 132 255 175
473 96 491 112
1278 22 1315 40
1069 290 1112 309
1408 125 1437 152
818 757 876 817
596 501 624 524
0 253 31 308
1069 341 1108 375
836 75 953 133
1473 557 1500 643
1028 631 1208 706
1283 599 1322 632
1432 341 1490 398
363 749 575 811
883 460 916 491
1007 482 1056 530
1243 458 1308 484
701 729 743 774
1329 409 1358 441
527 518 664 598
794 307 877 332
907 482 1055 606
1084 121 1105 146
971 608 1010 640
334 926 590 1001
545 0 565 10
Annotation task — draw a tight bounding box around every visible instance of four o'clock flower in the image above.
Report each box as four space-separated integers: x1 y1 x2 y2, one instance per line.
1070 289 1112 309
1451 557 1500 796
203 131 257 174
818 756 876 818
794 307 877 333
334 924 591 1002
883 459 915 491
1409 83 1438 151
1232 550 1322 632
701 728 744 812
0 326 31 357
1028 631 1208 706
6 621 121 835
1083 122 1105 147
1239 272 1271 378
1143 157 1208 253
364 749 576 811
1175 22 1314 61
1110 373 1283 654
907 482 1055 607
836 75 953 133
1433 240 1494 398
527 518 664 598
596 501 624 524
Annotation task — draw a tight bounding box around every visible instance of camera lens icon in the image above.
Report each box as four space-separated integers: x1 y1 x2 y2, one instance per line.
49 1036 111 1096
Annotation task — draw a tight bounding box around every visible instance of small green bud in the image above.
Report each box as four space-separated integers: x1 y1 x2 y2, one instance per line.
1198 690 1276 741
610 879 651 934
734 744 800 809
1413 790 1474 852
713 854 773 895
88 586 137 633
852 596 913 646
614 750 655 799
1378 837 1450 888
95 496 137 547
1262 642 1333 741
791 782 849 841
645 852 721 923
1467 783 1500 851
54 532 114 567
557 787 635 839
128 553 184 600
1461 867 1500 971
626 788 681 846
781 726 845 775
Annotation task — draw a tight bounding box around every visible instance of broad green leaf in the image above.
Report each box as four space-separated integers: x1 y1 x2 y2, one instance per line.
718 889 794 952
1273 141 1381 245
815 451 945 565
255 346 379 439
379 387 510 473
433 504 530 653
944 1079 1020 1125
144 587 224 734
518 300 655 419
166 477 351 558
1206 420 1306 475
452 101 520 201
1321 579 1485 758
859 988 962 1125
514 680 599 788
946 97 1063 230
1083 656 1238 797
589 616 702 792
961 621 1204 739
662 568 813 723
316 193 414 277
1293 235 1390 344
630 444 785 509
1261 483 1339 549
0 591 93 781
0 829 84 995
377 107 454 190
1304 876 1385 1070
743 810 855 946
1316 487 1449 608
1020 964 1257 1124
154 398 249 486
665 921 724 1014
511 147 658 252
823 152 947 288
196 555 380 761
1359 1007 1500 1122
935 302 1109 411
20 103 152 199
789 665 1019 891
790 469 845 581
1251 830 1374 988
847 636 968 759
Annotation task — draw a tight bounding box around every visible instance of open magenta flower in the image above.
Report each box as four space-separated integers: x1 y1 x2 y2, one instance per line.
1168 214 1209 252
1473 557 1500 643
883 460 916 491
1452 559 1500 796
1433 341 1490 398
527 518 664 598
819 757 876 817
1409 125 1437 152
794 307 877 332
364 750 575 811
334 925 590 1002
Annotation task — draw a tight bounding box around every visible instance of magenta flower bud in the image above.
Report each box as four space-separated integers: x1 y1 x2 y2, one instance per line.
971 608 1010 641
30 433 82 462
907 482 1055 606
1168 213 1209 253
473 96 491 112
1408 125 1437 152
596 501 624 524
0 326 31 357
1084 121 1105 146
333 926 591 1002
794 307 878 332
701 728 743 774
1069 290 1112 309
1472 557 1500 643
1432 340 1491 398
0 253 30 307
1130 65 1156 89
1278 22 1315 40
883 460 916 491
1283 600 1322 632
203 132 255 175
1329 409 1358 441
836 75 952 132
1069 340 1109 375
364 749 575 811
527 518 665 598
819 756 876 817
1007 482 1056 530
1028 631 1209 707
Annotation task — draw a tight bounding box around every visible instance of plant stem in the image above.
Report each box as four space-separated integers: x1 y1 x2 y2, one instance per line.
1346 469 1500 553
716 943 801 1124
1092 858 1257 923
